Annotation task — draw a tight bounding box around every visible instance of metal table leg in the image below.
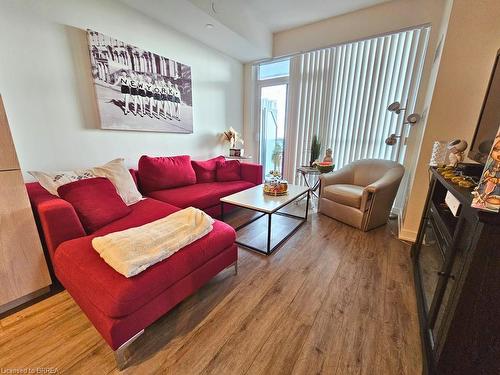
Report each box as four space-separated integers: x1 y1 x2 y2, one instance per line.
299 171 320 198
230 190 310 256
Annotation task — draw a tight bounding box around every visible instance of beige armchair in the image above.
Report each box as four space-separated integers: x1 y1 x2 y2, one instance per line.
319 159 404 231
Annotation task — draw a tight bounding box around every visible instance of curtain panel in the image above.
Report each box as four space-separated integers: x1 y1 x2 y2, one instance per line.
284 27 430 184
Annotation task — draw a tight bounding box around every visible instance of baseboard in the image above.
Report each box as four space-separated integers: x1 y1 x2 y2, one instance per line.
0 286 51 316
392 206 417 242
398 227 417 242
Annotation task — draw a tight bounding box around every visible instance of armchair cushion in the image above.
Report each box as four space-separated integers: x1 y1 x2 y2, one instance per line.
322 184 364 209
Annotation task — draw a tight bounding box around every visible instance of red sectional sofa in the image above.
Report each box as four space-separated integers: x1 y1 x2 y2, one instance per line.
135 157 262 217
26 156 262 366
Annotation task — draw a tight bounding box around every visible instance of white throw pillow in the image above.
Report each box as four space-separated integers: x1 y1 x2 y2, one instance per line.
29 158 142 206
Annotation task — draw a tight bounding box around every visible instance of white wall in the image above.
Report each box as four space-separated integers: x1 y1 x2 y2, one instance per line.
398 0 454 240
402 0 500 237
272 0 447 58
0 0 243 176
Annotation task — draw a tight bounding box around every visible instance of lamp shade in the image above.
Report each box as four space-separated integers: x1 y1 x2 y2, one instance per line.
387 101 404 114
385 134 398 146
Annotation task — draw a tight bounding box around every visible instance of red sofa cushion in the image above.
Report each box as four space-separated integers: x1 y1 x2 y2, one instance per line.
148 180 254 210
216 160 241 182
138 155 196 193
53 198 236 318
57 178 132 234
191 156 225 183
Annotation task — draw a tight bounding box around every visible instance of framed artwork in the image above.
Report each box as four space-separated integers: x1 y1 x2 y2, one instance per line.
472 125 500 212
86 29 193 133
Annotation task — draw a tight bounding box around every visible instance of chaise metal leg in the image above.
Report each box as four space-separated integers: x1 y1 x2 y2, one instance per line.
224 260 238 275
114 329 144 370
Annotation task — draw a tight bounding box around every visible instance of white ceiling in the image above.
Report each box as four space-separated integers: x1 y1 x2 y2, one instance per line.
120 0 392 62
120 0 273 62
243 0 393 32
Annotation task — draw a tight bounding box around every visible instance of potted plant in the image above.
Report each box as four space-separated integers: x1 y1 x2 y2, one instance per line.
310 135 321 166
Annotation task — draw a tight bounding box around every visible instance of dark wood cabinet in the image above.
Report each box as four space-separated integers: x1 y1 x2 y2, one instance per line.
411 167 500 375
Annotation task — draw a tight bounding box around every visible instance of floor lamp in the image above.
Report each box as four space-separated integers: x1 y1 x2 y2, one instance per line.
385 101 421 220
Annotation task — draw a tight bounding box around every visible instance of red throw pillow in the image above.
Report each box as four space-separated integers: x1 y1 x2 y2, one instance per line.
216 160 242 182
192 156 225 183
57 178 132 234
138 155 196 193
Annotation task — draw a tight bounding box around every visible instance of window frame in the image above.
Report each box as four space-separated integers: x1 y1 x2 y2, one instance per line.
254 55 290 171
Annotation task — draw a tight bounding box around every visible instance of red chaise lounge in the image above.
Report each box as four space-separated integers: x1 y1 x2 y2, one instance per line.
26 156 262 368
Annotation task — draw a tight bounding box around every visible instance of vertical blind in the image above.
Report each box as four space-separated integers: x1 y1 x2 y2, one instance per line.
283 26 430 183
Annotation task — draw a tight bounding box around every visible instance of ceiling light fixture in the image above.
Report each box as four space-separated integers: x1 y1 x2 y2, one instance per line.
205 23 215 29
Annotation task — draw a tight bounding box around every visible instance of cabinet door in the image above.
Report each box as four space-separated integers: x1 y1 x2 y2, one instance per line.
0 95 20 171
431 219 473 357
0 170 51 306
418 218 446 315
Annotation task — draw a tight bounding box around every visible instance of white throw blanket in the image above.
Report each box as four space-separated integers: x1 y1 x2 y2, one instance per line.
92 207 214 278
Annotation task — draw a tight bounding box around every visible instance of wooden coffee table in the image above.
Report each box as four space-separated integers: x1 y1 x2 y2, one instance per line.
220 184 310 255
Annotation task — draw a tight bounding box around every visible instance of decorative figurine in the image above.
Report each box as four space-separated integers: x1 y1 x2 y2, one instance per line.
323 148 333 163
472 127 500 213
447 139 468 167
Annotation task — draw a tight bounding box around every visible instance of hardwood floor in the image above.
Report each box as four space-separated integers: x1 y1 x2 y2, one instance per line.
0 205 421 374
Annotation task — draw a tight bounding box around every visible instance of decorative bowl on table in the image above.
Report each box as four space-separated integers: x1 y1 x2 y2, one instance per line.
315 162 335 173
263 172 288 196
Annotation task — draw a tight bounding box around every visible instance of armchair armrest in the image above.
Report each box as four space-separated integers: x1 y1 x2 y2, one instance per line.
365 168 404 193
360 166 404 230
240 162 263 185
360 168 404 210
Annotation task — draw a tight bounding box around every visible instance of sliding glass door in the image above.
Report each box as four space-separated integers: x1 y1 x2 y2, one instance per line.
259 83 288 175
257 60 290 176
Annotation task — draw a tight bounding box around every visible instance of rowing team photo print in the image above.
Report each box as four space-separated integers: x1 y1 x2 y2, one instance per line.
86 29 193 133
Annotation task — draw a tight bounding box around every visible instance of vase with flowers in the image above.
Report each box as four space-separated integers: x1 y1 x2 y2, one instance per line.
223 127 245 157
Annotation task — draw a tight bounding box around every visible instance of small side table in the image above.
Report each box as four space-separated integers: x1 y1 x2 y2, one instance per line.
296 166 321 198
